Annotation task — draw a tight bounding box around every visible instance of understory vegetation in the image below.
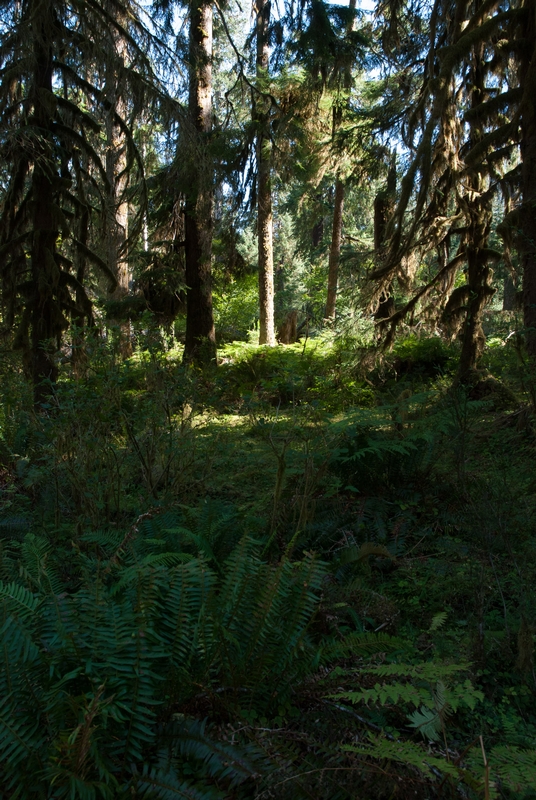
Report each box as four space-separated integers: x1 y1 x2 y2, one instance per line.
1 322 536 799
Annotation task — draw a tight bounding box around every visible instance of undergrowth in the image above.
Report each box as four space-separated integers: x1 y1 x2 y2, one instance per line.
0 331 535 798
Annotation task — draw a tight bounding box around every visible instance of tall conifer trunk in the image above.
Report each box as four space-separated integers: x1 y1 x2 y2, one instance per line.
520 0 536 365
325 179 344 320
183 0 216 364
30 6 61 404
373 156 396 324
105 33 132 358
458 35 494 380
324 0 356 322
256 0 275 346
71 152 91 376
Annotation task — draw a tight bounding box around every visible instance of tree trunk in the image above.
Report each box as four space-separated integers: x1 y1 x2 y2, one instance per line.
323 0 356 322
325 179 344 320
312 218 324 247
503 274 518 311
71 152 91 377
520 0 536 365
256 0 276 346
30 13 61 405
31 169 60 404
183 0 216 365
458 245 492 379
105 25 132 358
373 156 396 324
458 35 494 381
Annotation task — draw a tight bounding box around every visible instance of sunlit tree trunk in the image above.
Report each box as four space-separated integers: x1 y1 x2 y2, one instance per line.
256 0 276 345
520 0 536 366
324 0 356 322
105 25 132 358
183 0 216 364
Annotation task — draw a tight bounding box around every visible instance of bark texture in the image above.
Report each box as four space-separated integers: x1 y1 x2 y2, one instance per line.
30 8 62 404
458 35 495 380
325 180 345 320
105 28 132 358
183 0 216 364
323 0 357 322
503 275 518 311
256 0 276 346
520 0 536 364
71 153 91 376
373 158 396 325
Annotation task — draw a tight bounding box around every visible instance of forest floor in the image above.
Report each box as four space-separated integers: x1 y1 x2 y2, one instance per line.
1 319 536 798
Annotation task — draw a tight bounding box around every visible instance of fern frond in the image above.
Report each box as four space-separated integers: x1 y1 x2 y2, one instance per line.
485 745 536 795
81 529 125 555
0 579 40 617
332 681 434 708
159 558 217 669
363 661 472 680
20 534 63 595
136 764 225 799
0 692 46 782
320 631 408 662
173 717 264 786
407 706 442 741
344 735 460 779
429 611 448 631
141 553 193 567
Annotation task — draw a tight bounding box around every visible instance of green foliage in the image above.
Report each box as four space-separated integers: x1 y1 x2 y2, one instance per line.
219 335 375 410
329 399 439 495
389 335 459 379
343 736 461 780
331 662 483 743
1 316 536 798
213 274 259 344
479 745 536 798
0 528 325 796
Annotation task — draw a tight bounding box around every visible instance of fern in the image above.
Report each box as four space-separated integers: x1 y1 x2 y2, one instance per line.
429 611 448 631
468 745 536 798
332 681 434 708
19 533 64 595
0 692 46 783
360 660 473 680
406 680 454 742
331 666 483 712
138 552 194 568
343 734 461 779
161 500 242 568
171 717 265 786
0 579 41 664
0 579 40 617
2 524 530 800
320 631 408 662
0 514 30 537
136 764 225 799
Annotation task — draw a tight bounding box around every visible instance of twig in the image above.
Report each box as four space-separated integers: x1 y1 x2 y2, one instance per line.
107 508 160 567
480 735 490 800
